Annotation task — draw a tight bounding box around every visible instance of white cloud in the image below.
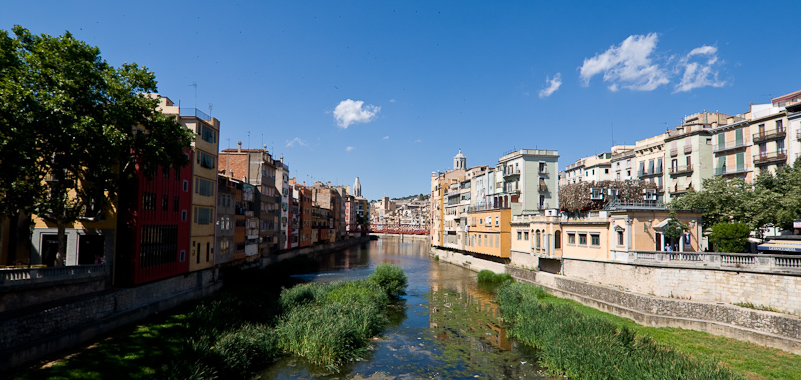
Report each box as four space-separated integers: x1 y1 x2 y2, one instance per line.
414 139 422 143
383 136 389 140
389 99 396 103
674 45 725 93
285 137 307 147
538 73 562 98
333 99 380 128
346 146 354 152
579 33 669 91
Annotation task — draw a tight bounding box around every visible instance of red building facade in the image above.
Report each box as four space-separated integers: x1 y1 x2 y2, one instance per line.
115 152 192 285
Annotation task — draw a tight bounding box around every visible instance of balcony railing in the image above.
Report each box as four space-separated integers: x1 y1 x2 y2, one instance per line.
623 251 801 274
713 140 748 153
669 185 694 194
714 165 749 176
669 165 693 175
179 107 212 121
468 203 509 212
538 166 548 175
753 128 786 143
753 150 787 165
503 168 520 177
538 183 549 193
683 145 692 154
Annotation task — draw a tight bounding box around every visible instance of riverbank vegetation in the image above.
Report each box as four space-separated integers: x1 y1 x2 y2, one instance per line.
497 281 743 379
476 269 513 285
496 281 801 380
13 259 408 380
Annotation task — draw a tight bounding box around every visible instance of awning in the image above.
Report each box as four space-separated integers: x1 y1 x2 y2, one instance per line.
652 219 669 230
757 240 801 253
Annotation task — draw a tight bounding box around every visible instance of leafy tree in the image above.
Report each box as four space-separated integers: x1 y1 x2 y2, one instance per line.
669 176 751 230
0 26 193 265
709 222 750 253
663 210 689 242
750 159 801 231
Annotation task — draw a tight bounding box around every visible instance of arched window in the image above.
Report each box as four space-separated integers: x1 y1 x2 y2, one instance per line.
536 230 541 248
554 230 561 249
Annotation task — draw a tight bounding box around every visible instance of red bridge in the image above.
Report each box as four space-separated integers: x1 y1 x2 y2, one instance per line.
369 223 430 235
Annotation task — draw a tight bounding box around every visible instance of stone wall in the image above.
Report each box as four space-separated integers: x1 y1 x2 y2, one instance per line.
430 247 506 274
507 266 801 355
562 258 801 315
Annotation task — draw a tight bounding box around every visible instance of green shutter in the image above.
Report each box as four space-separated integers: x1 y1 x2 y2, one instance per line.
735 129 743 146
736 153 744 171
717 133 725 148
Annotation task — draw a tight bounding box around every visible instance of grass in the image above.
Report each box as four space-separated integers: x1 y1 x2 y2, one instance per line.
12 260 408 380
496 282 801 380
734 302 782 314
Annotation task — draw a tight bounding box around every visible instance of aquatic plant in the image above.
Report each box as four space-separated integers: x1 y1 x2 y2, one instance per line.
496 282 745 380
368 262 408 299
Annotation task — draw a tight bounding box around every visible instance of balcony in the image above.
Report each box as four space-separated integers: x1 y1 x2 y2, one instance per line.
669 165 693 176
669 185 694 195
503 168 520 178
753 128 786 143
715 165 749 176
538 182 549 193
753 150 787 165
683 145 692 154
714 140 748 153
538 166 548 175
179 107 212 121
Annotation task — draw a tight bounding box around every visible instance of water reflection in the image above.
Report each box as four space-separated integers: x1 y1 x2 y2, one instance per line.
262 236 556 380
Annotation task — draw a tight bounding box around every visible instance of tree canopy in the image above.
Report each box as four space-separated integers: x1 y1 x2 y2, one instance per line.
0 26 193 219
669 159 801 233
0 26 194 264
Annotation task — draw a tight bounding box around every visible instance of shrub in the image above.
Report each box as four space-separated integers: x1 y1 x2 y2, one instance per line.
368 263 408 299
476 270 513 285
710 222 751 253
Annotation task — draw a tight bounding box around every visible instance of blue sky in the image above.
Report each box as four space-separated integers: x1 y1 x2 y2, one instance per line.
4 1 800 200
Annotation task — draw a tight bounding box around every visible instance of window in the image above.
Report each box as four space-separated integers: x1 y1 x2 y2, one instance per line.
180 250 186 262
517 231 522 240
199 151 215 169
604 168 609 174
175 166 181 181
201 124 217 143
143 192 156 210
163 167 170 178
591 234 600 246
554 231 561 249
617 230 624 246
579 233 587 245
196 207 212 225
496 235 499 247
181 210 187 221
162 195 168 211
183 180 189 192
174 196 179 212
524 231 529 240
536 230 541 248
567 233 575 244
196 178 214 196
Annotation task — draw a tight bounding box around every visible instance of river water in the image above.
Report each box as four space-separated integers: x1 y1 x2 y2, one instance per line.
260 236 558 380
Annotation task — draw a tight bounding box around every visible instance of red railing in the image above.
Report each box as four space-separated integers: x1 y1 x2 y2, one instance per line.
369 223 430 234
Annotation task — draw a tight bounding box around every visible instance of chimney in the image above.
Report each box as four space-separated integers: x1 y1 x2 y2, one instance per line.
237 141 242 153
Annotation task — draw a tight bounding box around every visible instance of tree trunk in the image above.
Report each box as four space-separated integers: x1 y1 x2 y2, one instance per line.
56 219 66 266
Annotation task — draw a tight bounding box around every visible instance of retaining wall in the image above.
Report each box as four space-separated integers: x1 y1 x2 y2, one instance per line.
430 247 506 274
